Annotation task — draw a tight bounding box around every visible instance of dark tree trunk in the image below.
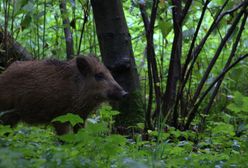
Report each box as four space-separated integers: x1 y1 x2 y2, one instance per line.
59 0 74 60
0 28 32 67
162 0 182 127
139 1 160 130
91 0 144 127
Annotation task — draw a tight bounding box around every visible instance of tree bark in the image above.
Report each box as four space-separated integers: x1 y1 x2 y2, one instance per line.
91 0 144 127
0 28 32 67
59 0 74 60
162 0 182 127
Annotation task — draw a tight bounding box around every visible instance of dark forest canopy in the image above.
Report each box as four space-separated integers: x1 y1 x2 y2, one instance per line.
0 0 248 167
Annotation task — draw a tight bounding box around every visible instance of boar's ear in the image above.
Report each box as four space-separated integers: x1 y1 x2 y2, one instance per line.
76 57 92 76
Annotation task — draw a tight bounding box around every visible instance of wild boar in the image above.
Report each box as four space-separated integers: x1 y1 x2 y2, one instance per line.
0 55 127 134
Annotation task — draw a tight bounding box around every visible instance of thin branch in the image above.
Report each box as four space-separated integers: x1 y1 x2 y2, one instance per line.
185 54 248 129
3 0 9 65
175 0 210 123
199 12 248 131
180 0 193 24
183 0 230 89
206 6 223 41
149 0 161 119
42 0 47 58
139 2 154 130
139 0 161 129
77 0 89 55
191 7 246 104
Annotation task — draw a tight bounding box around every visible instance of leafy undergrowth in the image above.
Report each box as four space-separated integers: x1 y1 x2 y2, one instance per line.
0 105 247 168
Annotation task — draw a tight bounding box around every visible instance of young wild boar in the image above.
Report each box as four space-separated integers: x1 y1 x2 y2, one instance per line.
0 55 127 134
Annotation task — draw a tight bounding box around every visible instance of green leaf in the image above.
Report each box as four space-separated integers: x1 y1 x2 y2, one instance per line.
227 91 248 113
170 146 185 155
171 130 181 138
136 123 144 129
58 133 77 143
21 14 32 30
107 134 126 146
86 122 109 135
52 113 84 127
13 0 28 16
212 122 235 136
227 103 242 113
0 125 12 136
158 19 173 39
22 1 35 13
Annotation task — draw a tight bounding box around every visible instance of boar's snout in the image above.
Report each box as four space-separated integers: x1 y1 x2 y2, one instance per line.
120 90 128 98
107 87 128 100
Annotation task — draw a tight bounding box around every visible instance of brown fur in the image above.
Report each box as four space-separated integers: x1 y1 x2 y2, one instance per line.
0 56 127 134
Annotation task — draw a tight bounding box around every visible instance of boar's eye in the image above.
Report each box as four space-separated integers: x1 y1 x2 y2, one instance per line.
95 72 105 81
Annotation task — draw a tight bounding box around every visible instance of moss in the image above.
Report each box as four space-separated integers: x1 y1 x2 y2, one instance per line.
114 90 144 127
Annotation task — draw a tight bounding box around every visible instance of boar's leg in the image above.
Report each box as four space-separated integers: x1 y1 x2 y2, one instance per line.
73 123 85 133
52 122 71 135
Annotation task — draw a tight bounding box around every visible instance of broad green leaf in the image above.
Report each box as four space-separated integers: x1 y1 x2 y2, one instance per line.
86 122 109 135
107 134 127 146
20 14 32 30
0 125 12 136
136 123 144 129
227 103 242 113
52 113 84 127
171 130 181 138
158 19 173 39
14 0 28 16
58 133 77 143
227 91 248 113
212 122 235 136
22 1 35 13
169 146 185 156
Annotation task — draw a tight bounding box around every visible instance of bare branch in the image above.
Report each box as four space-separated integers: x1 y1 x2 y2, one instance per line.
199 11 248 131
139 0 161 129
162 0 182 127
185 53 248 129
180 0 193 23
176 0 210 118
77 0 89 55
192 7 246 104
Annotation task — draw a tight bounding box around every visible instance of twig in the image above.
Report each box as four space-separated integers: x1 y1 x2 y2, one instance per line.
191 7 246 105
77 0 89 55
139 0 160 129
199 12 248 131
185 54 248 129
42 0 47 58
175 0 210 125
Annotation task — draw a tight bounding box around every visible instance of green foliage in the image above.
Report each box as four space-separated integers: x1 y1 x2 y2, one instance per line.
52 113 84 127
227 91 248 114
115 90 145 126
1 105 247 167
0 0 248 167
226 91 248 136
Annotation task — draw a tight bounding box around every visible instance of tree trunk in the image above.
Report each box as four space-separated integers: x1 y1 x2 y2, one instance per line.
91 0 144 127
162 0 182 127
0 28 32 67
59 0 74 60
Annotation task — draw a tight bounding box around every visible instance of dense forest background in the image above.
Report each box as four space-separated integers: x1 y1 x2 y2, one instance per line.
0 0 248 167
